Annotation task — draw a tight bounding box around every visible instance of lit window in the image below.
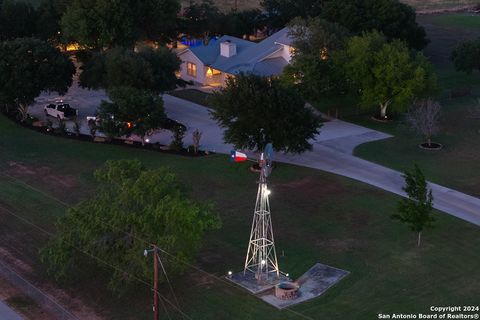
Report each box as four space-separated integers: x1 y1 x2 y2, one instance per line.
187 62 197 78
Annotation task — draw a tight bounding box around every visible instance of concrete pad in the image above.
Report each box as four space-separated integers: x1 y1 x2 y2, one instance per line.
259 263 349 309
226 270 290 294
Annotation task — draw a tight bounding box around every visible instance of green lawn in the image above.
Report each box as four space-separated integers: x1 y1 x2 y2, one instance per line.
313 13 480 198
169 89 212 108
431 13 480 28
321 69 480 198
402 0 480 11
417 13 480 66
0 114 479 320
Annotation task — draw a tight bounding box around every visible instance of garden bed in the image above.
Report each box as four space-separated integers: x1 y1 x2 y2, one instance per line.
419 142 443 150
2 111 212 158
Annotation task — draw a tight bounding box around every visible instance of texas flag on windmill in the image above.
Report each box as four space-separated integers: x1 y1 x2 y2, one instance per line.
230 150 248 162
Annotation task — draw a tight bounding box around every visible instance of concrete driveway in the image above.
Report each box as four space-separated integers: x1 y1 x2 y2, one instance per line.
28 88 480 226
0 300 22 320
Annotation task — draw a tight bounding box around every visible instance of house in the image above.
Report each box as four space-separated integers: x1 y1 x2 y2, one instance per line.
177 28 294 87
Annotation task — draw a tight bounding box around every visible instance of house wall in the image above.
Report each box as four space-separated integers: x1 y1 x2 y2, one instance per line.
204 70 234 88
281 45 293 63
261 44 293 63
178 50 206 85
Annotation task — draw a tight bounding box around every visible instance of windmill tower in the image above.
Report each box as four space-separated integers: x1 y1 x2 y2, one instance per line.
243 145 280 282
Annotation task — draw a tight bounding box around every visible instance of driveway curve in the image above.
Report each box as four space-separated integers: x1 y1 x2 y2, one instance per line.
29 90 480 226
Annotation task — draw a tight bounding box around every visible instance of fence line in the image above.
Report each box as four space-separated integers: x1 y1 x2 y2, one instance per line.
0 259 80 320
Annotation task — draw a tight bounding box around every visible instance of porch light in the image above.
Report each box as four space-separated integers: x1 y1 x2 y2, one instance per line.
206 67 213 77
320 47 329 60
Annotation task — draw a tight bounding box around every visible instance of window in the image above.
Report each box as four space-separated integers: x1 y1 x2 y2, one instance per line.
187 62 197 78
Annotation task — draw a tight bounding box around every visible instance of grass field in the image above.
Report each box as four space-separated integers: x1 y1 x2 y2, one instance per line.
316 68 480 198
199 0 480 11
334 13 480 199
1 113 480 319
169 89 212 107
22 0 480 11
403 0 480 11
429 13 480 28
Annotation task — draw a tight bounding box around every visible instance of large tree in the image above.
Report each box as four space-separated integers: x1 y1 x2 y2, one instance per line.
287 17 350 56
98 87 167 144
80 46 180 93
41 159 220 293
393 165 435 247
61 0 180 49
282 17 350 102
222 9 266 40
211 73 322 153
341 32 437 118
451 39 480 74
261 0 325 29
321 0 428 50
180 0 224 41
0 0 37 41
0 38 75 120
35 0 70 42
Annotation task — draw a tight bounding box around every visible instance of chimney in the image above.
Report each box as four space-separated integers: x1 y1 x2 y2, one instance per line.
220 40 237 58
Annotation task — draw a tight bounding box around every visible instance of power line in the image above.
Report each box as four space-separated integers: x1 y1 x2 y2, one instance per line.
0 203 192 320
0 167 315 319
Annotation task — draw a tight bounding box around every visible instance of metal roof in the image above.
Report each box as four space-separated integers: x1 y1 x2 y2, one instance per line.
180 28 293 76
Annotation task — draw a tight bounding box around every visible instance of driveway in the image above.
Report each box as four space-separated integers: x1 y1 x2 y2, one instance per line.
0 301 23 320
29 90 480 226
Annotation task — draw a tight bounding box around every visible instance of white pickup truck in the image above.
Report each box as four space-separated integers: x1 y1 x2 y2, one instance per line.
44 103 78 120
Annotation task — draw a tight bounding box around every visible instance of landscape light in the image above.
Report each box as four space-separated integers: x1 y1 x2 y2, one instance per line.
145 138 150 143
265 189 271 196
261 260 266 265
228 271 233 276
286 273 289 277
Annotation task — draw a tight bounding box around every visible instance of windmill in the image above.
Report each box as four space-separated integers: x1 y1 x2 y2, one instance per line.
243 143 280 282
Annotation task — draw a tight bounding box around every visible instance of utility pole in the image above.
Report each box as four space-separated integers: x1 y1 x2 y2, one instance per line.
144 245 160 320
153 246 159 320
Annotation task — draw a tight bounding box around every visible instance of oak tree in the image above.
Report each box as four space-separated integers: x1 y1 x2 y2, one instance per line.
211 73 322 153
0 38 75 120
41 159 220 293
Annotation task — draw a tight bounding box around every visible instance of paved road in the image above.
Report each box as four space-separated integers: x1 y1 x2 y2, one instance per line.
29 90 480 226
0 300 23 320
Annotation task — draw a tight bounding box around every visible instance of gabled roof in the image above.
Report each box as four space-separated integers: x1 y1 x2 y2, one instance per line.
186 35 255 66
179 28 294 77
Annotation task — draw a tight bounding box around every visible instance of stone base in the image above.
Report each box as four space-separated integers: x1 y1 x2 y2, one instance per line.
226 270 290 294
260 263 350 309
